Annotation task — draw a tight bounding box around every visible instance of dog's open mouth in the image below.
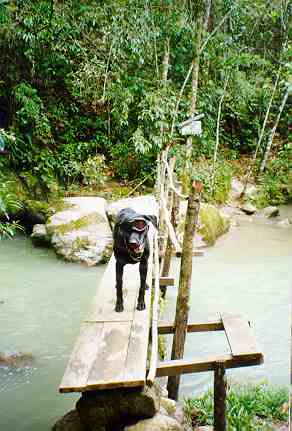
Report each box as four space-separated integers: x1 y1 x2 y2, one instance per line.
129 243 144 257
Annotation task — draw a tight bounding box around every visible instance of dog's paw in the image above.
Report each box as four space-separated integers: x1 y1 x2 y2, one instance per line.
115 302 124 312
137 301 146 311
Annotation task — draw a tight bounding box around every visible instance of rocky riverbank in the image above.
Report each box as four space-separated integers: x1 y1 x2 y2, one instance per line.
30 194 231 266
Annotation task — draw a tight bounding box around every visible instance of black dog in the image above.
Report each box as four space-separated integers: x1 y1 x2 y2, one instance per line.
113 208 157 312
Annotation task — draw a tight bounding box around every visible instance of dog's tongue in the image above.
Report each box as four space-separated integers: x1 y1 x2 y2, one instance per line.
129 243 143 254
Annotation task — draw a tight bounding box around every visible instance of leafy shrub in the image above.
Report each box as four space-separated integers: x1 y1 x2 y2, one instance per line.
0 178 23 239
184 382 288 430
176 156 233 204
255 144 292 207
82 155 106 188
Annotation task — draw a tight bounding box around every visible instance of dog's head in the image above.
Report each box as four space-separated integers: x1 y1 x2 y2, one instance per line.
116 208 157 261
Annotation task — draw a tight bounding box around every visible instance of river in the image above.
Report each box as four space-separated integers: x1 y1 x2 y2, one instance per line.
162 205 292 397
0 206 291 430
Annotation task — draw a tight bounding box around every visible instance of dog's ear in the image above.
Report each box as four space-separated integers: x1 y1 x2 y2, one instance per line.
145 215 158 229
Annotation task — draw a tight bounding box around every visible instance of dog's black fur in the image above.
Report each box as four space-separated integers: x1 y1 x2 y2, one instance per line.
113 208 157 312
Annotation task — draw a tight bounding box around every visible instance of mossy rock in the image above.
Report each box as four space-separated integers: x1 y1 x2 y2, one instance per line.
197 204 230 246
178 202 230 247
45 197 113 265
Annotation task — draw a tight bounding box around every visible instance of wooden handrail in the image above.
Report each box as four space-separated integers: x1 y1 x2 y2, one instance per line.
146 233 160 386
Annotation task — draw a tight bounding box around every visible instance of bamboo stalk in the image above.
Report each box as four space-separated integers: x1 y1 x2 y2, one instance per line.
259 86 289 175
211 74 229 195
147 233 160 386
241 65 281 196
167 181 202 400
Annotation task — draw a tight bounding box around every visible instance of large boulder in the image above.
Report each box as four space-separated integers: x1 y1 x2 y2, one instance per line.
31 224 51 247
76 385 159 431
125 413 183 431
179 202 230 247
52 410 84 431
106 195 158 227
261 206 280 218
44 197 113 265
240 202 257 215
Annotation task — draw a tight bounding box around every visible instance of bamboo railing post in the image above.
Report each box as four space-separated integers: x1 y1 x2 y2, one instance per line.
161 190 174 297
167 180 202 400
214 361 227 431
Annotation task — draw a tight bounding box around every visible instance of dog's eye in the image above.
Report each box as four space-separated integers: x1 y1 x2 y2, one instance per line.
132 220 147 231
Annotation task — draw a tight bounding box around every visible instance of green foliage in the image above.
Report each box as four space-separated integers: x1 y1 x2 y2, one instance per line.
0 220 24 240
82 155 106 188
184 382 288 430
0 0 290 190
0 177 23 239
0 179 22 218
254 144 292 207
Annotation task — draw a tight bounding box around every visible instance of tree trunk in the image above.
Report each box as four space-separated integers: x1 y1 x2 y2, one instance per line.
259 86 289 175
211 74 229 195
185 15 203 169
167 181 202 400
162 38 170 87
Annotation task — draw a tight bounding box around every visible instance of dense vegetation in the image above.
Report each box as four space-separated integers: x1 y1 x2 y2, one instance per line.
0 0 291 235
184 382 288 430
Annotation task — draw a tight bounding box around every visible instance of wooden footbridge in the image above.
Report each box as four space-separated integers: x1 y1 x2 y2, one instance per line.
59 176 263 430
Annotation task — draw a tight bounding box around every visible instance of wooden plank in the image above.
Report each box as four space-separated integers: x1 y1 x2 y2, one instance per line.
156 353 263 377
86 321 132 390
221 313 262 358
124 228 154 385
158 320 223 334
85 254 140 322
59 322 104 393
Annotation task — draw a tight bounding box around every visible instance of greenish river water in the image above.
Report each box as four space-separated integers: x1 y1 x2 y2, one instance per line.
0 239 105 431
163 205 292 397
0 206 291 430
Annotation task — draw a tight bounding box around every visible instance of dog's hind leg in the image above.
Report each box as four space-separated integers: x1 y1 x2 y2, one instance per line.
137 259 148 310
115 261 124 312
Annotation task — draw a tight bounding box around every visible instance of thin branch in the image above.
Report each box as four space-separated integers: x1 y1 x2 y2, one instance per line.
162 153 187 200
102 37 115 100
199 4 235 54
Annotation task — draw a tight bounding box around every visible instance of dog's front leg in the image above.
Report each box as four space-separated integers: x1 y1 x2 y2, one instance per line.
115 261 124 312
137 260 148 310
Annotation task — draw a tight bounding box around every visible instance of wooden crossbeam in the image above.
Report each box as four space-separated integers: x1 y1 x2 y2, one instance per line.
173 250 205 257
159 250 205 259
158 320 223 334
153 276 175 287
156 353 263 377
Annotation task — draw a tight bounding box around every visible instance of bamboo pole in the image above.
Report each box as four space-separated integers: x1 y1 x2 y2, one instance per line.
147 232 160 386
259 86 289 175
241 65 281 197
167 180 202 400
211 74 229 195
214 361 227 431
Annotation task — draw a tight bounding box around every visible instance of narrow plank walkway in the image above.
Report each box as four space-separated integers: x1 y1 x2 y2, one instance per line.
59 229 154 393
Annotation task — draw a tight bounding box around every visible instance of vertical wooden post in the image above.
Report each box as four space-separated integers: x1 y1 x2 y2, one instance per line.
167 180 202 400
214 361 227 431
